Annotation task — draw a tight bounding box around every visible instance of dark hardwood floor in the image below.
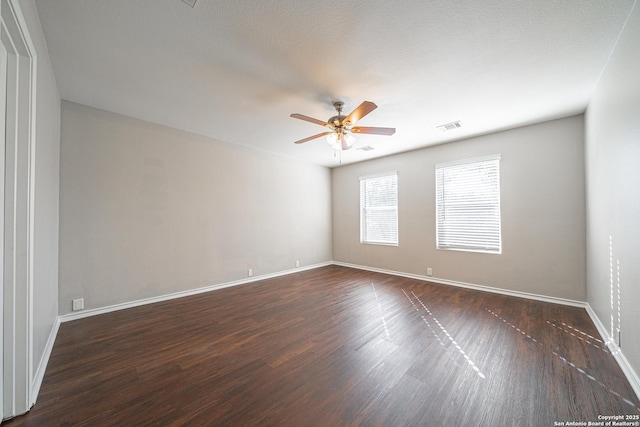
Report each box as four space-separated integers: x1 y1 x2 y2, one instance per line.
5 265 639 426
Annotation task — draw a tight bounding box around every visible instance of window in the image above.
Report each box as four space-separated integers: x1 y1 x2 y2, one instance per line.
360 172 398 245
435 155 501 253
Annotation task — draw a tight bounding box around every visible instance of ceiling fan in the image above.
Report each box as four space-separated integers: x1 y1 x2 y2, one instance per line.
290 101 395 150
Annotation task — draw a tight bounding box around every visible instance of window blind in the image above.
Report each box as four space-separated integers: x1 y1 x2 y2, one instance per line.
360 172 398 245
435 155 501 253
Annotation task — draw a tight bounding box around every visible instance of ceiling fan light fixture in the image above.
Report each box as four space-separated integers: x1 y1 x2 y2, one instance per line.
343 131 355 149
326 132 339 148
327 129 355 150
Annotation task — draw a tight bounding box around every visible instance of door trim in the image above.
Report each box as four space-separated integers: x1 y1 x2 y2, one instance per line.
1 0 37 420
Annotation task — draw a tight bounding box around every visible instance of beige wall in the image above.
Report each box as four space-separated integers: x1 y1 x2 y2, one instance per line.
58 101 332 315
333 115 586 301
586 2 640 383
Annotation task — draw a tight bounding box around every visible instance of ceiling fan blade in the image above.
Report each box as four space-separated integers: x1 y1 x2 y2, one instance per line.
351 126 396 136
294 132 331 144
344 101 377 124
290 113 328 127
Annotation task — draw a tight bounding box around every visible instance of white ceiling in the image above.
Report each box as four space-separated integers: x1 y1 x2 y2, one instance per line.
35 0 635 167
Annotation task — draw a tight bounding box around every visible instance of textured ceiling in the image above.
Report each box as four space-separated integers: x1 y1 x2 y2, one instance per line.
35 0 635 167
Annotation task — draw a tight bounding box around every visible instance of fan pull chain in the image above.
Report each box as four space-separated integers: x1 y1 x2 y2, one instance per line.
333 147 342 165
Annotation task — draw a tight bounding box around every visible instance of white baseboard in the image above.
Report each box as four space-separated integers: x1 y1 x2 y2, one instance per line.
62 260 584 323
59 261 333 323
586 304 640 401
333 261 587 308
31 316 61 406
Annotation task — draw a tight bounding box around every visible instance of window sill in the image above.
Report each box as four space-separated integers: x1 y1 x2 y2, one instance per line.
361 241 399 247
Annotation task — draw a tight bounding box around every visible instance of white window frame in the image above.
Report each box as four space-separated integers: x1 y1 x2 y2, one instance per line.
360 171 398 246
435 155 502 254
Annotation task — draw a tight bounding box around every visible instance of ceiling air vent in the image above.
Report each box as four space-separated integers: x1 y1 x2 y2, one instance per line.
437 121 462 132
357 145 375 152
180 0 197 7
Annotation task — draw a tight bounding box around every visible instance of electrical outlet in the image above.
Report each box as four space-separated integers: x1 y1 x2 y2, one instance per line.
427 267 433 276
72 298 84 311
295 260 300 268
248 268 253 277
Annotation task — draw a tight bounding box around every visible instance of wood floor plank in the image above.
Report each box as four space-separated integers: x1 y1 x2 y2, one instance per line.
4 265 639 426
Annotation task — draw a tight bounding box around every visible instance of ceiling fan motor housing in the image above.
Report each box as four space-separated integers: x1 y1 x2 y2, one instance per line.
329 102 347 128
327 115 347 128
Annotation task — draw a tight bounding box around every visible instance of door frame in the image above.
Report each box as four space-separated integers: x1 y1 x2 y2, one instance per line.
1 0 37 420
0 11 6 421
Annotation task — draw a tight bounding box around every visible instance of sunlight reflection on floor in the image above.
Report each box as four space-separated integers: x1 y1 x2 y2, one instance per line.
371 283 391 341
485 308 638 410
545 320 608 352
403 289 486 379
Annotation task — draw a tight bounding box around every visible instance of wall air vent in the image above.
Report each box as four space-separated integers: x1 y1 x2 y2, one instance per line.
437 121 462 132
180 0 197 7
357 145 375 152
